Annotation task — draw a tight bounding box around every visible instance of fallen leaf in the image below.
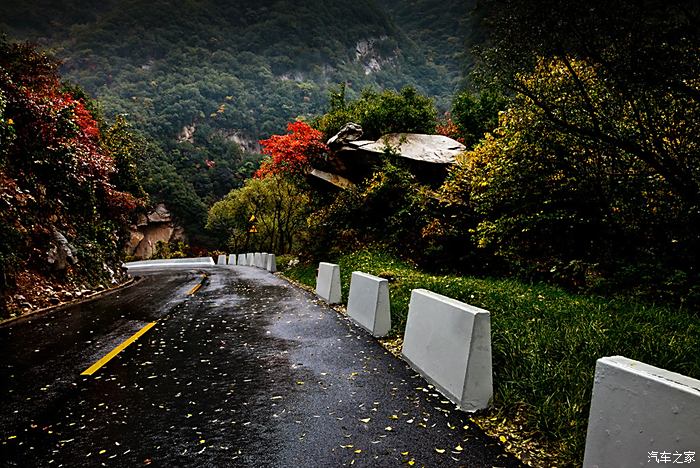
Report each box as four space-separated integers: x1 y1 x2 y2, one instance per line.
408 459 415 466
385 426 393 432
499 435 506 443
455 444 463 452
435 448 445 454
401 451 409 456
354 449 362 453
359 418 371 423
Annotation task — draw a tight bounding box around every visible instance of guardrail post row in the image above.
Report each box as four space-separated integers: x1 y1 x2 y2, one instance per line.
316 262 341 304
401 289 492 411
254 252 263 268
217 254 227 265
347 271 390 337
583 356 700 467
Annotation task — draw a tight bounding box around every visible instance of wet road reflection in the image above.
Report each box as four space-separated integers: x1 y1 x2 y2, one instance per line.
0 266 521 467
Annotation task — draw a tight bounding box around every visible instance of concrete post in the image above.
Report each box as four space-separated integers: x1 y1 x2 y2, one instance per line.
237 254 246 266
583 356 700 467
266 254 277 273
401 289 492 411
228 254 237 266
316 262 341 304
217 254 227 265
347 271 391 337
254 252 263 268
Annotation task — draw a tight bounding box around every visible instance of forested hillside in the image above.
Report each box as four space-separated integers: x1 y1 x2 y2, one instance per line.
0 0 474 243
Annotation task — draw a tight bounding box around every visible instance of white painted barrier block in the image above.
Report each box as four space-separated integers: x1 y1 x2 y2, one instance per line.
247 253 255 266
266 254 277 273
228 254 237 266
217 254 227 265
583 356 700 468
347 271 391 337
124 257 215 269
261 253 269 269
402 289 492 411
254 252 263 268
316 262 341 304
237 254 246 265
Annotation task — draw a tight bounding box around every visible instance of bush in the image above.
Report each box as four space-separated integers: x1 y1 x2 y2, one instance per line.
315 85 438 140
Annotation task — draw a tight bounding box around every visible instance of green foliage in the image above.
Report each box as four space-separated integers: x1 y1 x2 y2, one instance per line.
151 240 188 260
442 57 700 304
284 249 700 465
450 88 506 148
307 159 438 260
206 176 311 254
103 115 147 199
316 86 438 140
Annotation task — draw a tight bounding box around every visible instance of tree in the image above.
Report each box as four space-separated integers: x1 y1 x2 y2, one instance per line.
315 86 438 140
256 121 329 177
206 176 310 253
478 0 700 206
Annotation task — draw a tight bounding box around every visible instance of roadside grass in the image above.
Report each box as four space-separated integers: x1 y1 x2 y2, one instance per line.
284 249 700 466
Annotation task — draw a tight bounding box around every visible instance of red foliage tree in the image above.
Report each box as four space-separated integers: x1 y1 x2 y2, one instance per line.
256 121 329 178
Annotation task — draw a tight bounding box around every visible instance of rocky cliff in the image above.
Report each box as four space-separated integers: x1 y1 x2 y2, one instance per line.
126 204 186 259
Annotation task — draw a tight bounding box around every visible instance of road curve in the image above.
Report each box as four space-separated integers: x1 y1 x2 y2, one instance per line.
0 266 521 467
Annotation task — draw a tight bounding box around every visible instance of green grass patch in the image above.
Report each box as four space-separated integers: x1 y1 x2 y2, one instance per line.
284 249 700 465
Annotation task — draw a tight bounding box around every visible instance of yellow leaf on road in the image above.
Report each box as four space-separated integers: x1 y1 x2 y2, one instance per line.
435 448 445 454
499 435 506 443
359 418 371 423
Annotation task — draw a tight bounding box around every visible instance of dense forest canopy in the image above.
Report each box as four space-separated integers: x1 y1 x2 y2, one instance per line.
0 0 479 242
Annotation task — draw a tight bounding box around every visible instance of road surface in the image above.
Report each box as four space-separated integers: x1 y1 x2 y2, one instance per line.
0 266 521 467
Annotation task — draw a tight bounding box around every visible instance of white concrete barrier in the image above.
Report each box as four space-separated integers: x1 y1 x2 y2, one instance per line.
401 289 492 411
124 257 215 270
217 254 227 265
254 252 263 268
583 356 700 467
266 254 277 273
247 253 255 266
237 254 246 265
261 253 269 269
316 262 341 304
228 254 237 266
347 271 390 337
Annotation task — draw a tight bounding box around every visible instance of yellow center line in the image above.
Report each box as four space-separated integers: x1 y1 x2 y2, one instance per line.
187 273 207 296
81 322 157 376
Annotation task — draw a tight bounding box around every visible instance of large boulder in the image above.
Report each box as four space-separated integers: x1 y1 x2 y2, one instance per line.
353 133 465 164
311 126 466 189
47 229 78 270
326 122 364 148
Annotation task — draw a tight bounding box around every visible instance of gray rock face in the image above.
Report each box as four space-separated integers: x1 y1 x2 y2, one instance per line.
326 122 364 148
126 203 186 259
359 133 465 164
47 229 78 270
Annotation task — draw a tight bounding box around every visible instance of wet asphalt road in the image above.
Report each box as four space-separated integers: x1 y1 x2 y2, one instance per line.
0 266 522 467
